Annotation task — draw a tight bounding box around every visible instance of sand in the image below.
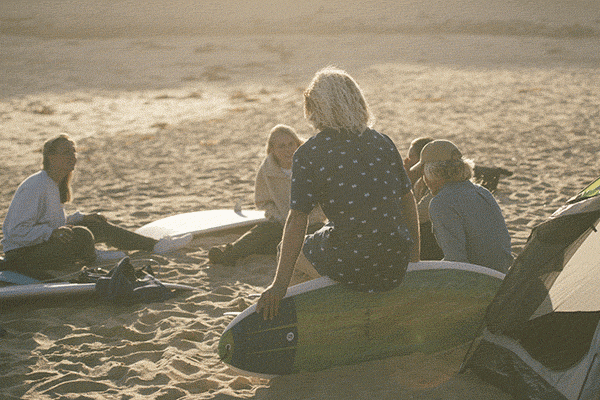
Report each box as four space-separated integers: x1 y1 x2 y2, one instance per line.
0 1 599 399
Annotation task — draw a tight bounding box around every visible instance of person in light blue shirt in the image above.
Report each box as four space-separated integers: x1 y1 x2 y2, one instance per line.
410 139 513 273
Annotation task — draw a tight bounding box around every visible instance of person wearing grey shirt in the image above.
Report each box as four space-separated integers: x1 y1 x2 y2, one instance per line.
410 139 513 273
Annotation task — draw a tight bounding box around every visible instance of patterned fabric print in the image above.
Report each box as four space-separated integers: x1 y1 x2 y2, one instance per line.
291 128 414 292
307 225 411 292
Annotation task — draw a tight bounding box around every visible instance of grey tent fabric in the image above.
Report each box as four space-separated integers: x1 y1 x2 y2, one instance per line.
465 180 600 400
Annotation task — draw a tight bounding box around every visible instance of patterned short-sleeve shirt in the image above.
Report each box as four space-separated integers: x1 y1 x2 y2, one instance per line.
291 128 414 292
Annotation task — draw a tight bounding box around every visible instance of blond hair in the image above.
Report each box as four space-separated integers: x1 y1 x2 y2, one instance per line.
303 67 373 134
266 124 303 155
424 158 475 183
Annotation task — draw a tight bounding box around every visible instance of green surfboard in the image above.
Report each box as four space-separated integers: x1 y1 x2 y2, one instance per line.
218 261 504 377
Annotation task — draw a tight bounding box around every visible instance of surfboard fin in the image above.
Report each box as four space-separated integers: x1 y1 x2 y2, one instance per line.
234 202 243 215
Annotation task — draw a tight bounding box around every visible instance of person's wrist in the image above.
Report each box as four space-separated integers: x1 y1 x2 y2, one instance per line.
271 280 288 295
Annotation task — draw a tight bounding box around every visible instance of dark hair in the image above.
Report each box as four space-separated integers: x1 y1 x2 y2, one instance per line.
42 134 74 203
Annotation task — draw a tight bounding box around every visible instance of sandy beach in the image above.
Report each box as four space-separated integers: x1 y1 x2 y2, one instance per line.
1 1 599 399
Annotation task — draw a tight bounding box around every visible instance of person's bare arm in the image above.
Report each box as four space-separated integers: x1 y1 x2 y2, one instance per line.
256 209 308 320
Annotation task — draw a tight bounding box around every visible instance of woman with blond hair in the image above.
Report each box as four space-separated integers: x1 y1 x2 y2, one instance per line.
1 134 191 277
209 124 326 266
257 67 420 319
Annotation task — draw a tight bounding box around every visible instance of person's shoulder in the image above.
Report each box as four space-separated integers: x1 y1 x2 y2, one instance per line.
434 182 464 202
18 170 49 187
369 128 389 140
310 129 337 143
259 154 288 177
258 153 275 170
472 181 495 196
367 129 399 150
295 133 323 155
428 193 444 215
473 182 500 204
12 171 52 199
453 181 498 204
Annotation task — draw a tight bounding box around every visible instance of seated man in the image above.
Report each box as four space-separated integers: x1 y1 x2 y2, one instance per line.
410 140 513 273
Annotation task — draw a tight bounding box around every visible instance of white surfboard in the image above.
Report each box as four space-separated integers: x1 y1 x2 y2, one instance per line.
135 209 267 240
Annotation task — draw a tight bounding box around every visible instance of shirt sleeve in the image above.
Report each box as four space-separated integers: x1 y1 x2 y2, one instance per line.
290 146 317 215
389 137 413 197
397 161 412 197
429 198 469 263
254 163 273 207
381 133 412 197
3 184 55 248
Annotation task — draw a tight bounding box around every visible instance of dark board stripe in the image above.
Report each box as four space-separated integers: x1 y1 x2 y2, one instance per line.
231 296 298 374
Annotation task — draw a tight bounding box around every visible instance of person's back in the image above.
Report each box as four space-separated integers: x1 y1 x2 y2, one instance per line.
429 180 512 272
293 128 408 237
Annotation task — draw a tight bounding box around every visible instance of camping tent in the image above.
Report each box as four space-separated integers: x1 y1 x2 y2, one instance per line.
464 177 600 400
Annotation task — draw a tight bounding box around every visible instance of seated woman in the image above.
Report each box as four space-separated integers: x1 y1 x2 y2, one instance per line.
208 124 326 266
411 139 513 273
1 134 191 277
257 67 420 320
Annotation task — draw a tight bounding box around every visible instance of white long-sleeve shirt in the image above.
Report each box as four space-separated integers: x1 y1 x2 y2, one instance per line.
1 170 82 253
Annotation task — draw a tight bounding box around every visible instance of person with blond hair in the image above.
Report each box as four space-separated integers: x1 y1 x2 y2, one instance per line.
1 134 191 277
257 67 420 319
209 124 326 267
410 139 513 273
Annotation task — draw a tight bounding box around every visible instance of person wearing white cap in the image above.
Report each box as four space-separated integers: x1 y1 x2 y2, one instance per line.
410 139 513 273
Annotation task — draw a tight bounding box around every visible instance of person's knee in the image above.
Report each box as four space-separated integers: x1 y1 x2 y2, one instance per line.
72 226 94 242
71 226 96 260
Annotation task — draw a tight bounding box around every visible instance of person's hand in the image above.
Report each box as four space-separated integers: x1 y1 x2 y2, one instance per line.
410 251 420 263
406 162 423 185
403 156 414 172
50 226 73 243
256 283 287 320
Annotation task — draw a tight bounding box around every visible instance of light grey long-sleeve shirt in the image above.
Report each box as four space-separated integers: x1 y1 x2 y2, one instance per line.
1 170 82 252
429 180 513 273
